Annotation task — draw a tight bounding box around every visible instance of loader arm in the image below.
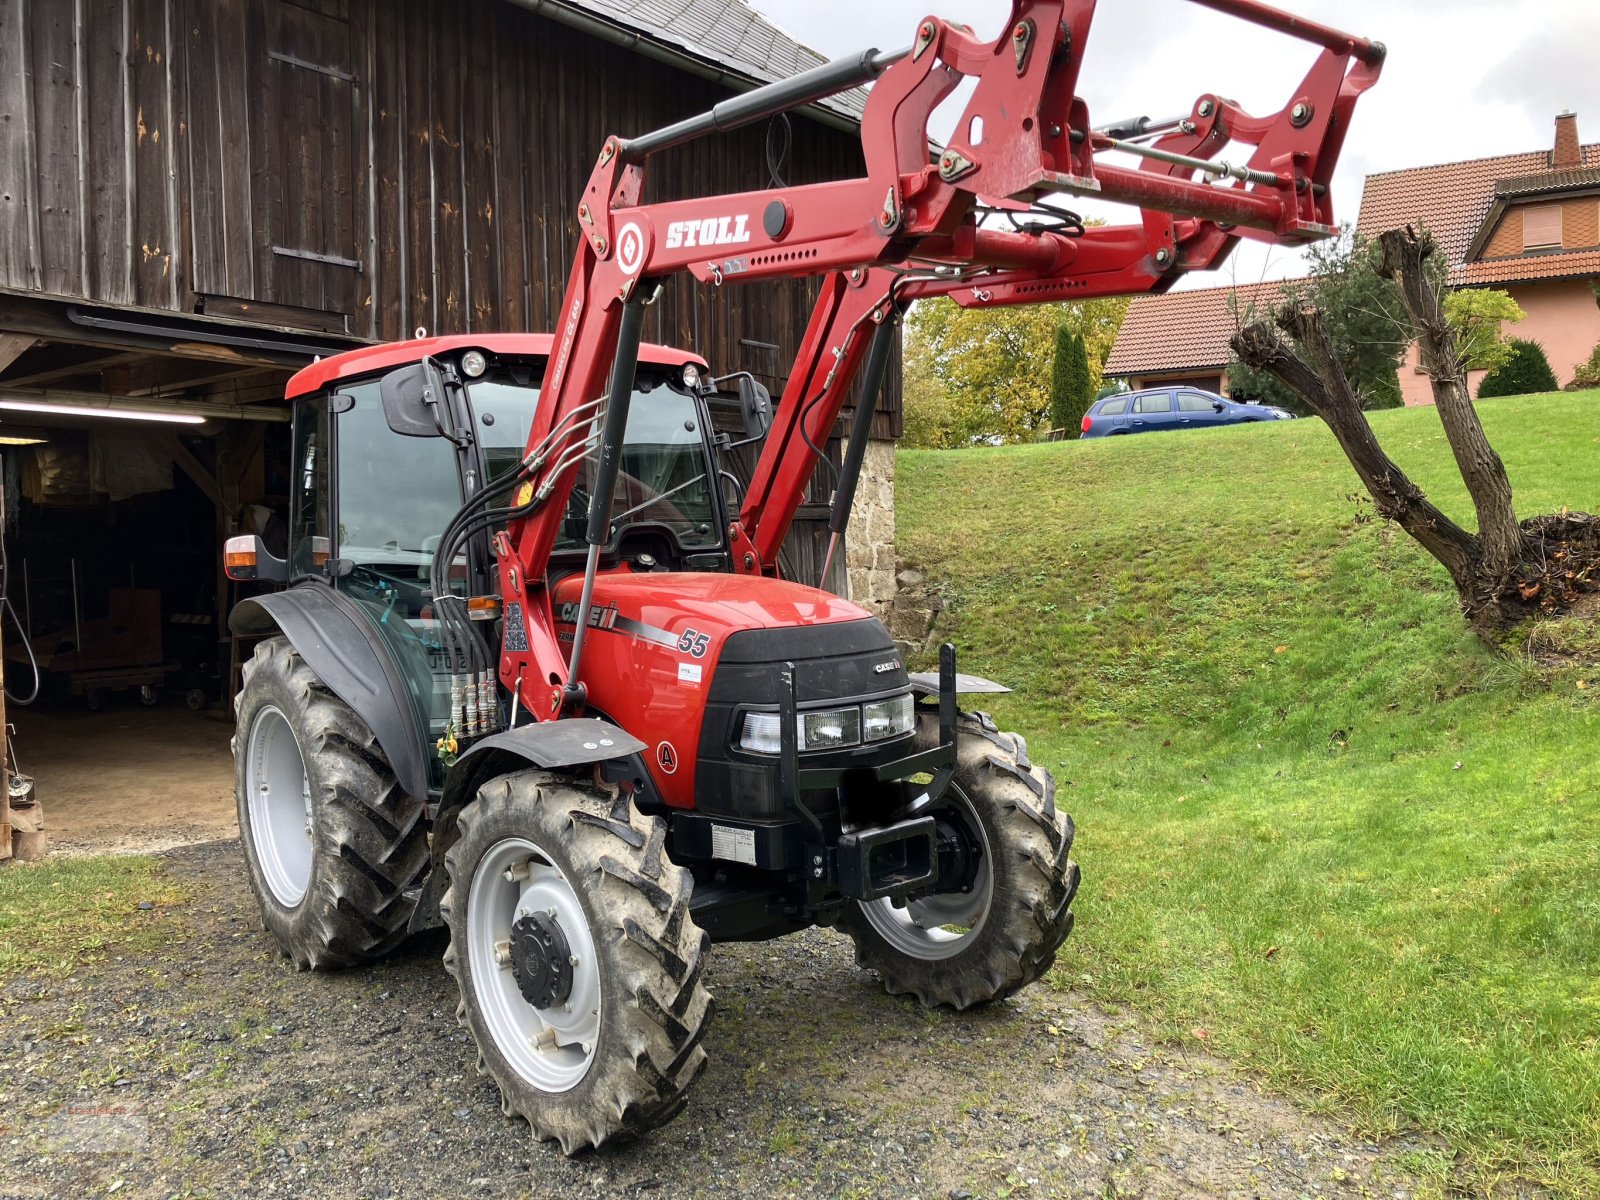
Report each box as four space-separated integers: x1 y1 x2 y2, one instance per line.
488 0 1383 721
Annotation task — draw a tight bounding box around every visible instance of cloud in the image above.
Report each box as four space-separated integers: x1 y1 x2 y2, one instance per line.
1489 11 1600 125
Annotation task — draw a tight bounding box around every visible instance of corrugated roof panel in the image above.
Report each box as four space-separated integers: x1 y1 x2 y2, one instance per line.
543 0 867 121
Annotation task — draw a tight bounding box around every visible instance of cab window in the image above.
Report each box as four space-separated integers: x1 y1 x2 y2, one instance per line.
466 374 719 554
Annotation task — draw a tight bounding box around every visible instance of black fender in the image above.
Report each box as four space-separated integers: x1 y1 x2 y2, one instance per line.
907 670 1011 698
230 583 430 803
407 719 648 932
436 720 648 819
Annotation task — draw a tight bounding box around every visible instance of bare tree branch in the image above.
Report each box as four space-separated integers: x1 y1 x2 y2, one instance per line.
1375 227 1527 577
1230 312 1480 590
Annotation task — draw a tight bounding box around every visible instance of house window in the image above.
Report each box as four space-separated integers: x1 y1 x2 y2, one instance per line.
1523 204 1563 250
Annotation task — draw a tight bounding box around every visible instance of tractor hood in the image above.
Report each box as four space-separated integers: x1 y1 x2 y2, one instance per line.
550 570 902 810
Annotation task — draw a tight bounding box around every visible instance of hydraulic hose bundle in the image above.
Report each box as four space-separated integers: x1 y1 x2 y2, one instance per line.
427 395 603 742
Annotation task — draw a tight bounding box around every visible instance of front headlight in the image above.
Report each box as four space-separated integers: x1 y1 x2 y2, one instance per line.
862 694 915 742
739 711 782 755
800 706 861 750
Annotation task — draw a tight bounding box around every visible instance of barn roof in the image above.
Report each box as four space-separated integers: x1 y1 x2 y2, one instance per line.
541 0 869 122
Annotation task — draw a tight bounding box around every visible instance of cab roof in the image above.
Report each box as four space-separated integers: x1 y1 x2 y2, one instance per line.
284 333 707 400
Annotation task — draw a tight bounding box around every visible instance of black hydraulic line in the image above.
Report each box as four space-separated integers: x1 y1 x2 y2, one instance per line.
619 46 904 162
827 317 896 539
567 296 648 692
586 298 648 548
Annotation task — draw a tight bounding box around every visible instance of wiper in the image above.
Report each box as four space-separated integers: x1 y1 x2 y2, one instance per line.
607 474 707 528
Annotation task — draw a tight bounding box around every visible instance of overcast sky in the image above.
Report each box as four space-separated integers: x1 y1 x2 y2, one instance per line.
747 0 1600 290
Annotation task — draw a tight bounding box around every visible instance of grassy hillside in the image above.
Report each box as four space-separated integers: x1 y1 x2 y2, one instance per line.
896 392 1600 1196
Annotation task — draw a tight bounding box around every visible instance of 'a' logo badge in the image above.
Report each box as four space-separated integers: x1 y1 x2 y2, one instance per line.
656 741 678 775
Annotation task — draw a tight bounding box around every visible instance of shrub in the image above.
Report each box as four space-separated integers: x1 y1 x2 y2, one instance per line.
1477 338 1559 398
1572 342 1600 389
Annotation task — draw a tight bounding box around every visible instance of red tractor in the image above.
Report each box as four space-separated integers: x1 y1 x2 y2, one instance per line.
224 0 1380 1153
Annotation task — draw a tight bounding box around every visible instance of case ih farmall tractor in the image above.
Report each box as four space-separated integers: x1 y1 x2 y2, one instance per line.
224 0 1380 1153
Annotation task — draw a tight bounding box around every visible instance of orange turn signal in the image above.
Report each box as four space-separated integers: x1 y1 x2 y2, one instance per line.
466 595 503 621
223 534 258 580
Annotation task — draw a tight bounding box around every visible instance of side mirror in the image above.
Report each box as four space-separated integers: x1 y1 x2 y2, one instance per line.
739 376 773 441
223 534 288 584
379 359 448 438
1213 401 1226 412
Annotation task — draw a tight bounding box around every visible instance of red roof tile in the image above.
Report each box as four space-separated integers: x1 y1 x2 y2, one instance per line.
1354 141 1600 284
1104 280 1286 375
1459 250 1600 286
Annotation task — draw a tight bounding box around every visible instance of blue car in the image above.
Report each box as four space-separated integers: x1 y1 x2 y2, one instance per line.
1080 387 1295 437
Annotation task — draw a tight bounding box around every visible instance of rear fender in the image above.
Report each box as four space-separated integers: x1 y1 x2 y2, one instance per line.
230 584 430 802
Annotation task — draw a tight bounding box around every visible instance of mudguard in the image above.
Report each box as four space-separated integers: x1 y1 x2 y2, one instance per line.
907 670 1010 697
437 720 649 820
407 719 649 933
230 583 431 803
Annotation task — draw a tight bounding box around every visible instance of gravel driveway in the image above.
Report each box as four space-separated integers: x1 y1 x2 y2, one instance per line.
1 841 1423 1200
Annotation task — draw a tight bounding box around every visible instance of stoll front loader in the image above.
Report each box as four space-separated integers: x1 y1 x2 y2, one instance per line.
224 0 1381 1152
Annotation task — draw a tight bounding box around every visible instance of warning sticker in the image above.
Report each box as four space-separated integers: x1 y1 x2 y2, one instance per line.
677 661 702 685
710 824 757 866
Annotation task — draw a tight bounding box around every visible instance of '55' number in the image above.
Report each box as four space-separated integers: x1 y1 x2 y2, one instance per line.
676 628 709 658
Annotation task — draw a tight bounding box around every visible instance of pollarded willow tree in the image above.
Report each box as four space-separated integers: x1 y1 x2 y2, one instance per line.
1230 226 1600 640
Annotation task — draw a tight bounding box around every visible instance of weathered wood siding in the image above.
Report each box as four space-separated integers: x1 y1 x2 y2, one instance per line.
0 0 900 435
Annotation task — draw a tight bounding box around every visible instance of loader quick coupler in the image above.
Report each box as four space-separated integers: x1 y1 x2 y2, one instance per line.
509 910 575 1010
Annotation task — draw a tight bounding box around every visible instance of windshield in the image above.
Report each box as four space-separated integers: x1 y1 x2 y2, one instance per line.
469 373 719 552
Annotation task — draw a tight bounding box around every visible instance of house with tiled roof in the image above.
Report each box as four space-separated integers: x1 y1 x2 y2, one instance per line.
1105 114 1600 404
1103 280 1285 396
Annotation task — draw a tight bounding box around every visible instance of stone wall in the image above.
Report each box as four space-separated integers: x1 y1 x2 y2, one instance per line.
843 438 897 618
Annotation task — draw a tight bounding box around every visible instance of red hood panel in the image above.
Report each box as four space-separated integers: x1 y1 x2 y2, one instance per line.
550 570 875 808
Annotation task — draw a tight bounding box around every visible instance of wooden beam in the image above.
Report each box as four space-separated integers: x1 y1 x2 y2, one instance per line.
126 363 274 396
0 333 35 374
163 433 223 509
0 349 144 389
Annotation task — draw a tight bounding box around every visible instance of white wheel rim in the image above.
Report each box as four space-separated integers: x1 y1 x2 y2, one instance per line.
244 705 314 908
468 836 602 1093
857 787 993 962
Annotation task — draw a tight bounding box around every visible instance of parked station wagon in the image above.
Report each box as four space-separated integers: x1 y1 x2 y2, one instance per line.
1081 387 1295 437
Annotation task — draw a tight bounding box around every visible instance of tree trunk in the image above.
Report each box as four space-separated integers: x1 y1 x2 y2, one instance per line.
1375 227 1528 579
1230 311 1485 605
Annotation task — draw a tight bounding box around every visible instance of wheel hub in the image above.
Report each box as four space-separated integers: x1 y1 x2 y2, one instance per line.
934 812 983 895
508 909 574 1010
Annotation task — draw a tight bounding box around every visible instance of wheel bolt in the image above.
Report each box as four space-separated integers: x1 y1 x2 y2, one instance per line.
494 940 512 967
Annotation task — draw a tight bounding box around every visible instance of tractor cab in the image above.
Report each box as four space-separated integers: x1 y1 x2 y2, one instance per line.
259 335 731 784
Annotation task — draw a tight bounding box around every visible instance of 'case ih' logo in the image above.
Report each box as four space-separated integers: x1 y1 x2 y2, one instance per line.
664 215 751 250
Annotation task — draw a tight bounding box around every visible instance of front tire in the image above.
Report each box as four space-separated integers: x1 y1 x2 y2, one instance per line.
840 710 1079 1009
233 636 429 969
443 771 713 1154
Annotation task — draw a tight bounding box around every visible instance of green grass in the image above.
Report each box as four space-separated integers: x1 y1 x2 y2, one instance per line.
896 391 1600 1196
0 855 186 975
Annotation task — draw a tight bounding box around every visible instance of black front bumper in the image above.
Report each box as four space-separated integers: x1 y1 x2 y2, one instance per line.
670 644 961 906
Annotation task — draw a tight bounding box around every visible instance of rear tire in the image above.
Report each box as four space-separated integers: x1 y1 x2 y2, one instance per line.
233 636 429 969
443 771 713 1154
839 709 1079 1009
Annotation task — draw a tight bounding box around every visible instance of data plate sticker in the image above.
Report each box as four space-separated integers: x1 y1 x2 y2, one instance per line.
710 824 757 866
677 661 702 685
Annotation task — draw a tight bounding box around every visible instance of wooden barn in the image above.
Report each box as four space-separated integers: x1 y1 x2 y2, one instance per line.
0 0 900 855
